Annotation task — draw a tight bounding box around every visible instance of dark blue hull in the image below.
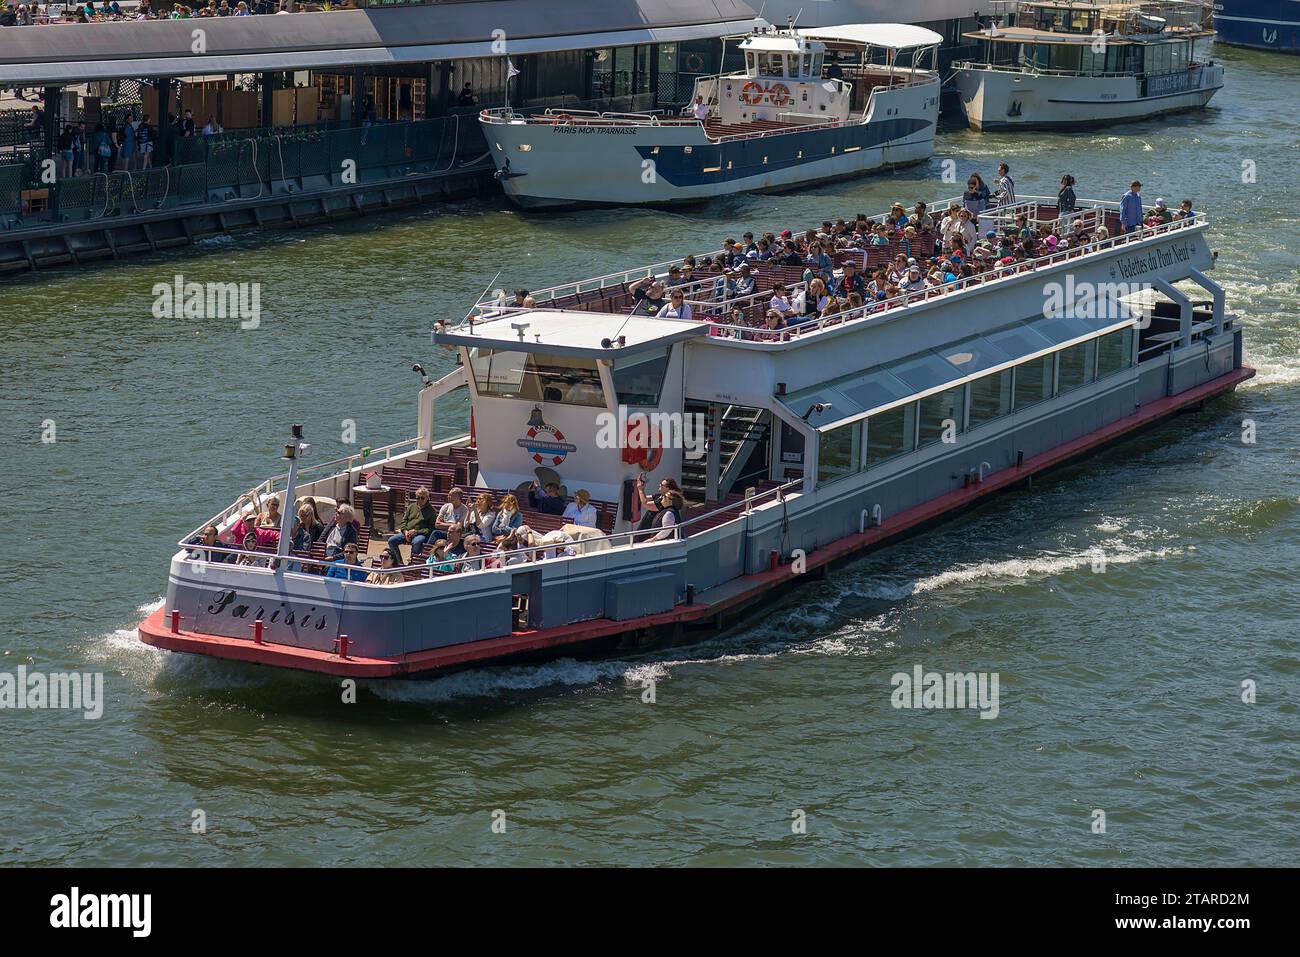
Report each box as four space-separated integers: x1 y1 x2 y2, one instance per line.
1214 0 1300 52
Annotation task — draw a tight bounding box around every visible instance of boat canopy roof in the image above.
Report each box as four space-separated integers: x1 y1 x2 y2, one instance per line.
797 23 945 51
435 310 707 360
781 312 1136 431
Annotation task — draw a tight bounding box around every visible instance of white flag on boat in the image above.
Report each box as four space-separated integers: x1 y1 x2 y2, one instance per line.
506 59 520 80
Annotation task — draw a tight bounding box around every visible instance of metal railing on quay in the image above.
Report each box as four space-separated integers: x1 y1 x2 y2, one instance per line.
1 116 472 232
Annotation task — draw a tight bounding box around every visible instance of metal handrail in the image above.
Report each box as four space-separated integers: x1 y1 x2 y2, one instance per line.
701 208 1205 343
676 477 804 532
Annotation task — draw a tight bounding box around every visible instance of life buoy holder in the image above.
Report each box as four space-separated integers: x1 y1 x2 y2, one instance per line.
768 83 791 108
683 52 706 73
739 81 764 106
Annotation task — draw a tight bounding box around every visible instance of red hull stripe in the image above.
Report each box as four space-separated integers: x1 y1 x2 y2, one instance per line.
139 366 1254 677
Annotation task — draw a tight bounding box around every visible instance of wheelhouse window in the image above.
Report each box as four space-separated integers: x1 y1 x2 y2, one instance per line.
866 403 917 468
1013 354 1054 410
468 348 606 407
918 385 965 449
817 423 861 486
611 351 670 407
1057 339 1097 393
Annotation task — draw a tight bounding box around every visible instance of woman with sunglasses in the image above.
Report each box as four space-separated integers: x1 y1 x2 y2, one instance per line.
660 287 693 321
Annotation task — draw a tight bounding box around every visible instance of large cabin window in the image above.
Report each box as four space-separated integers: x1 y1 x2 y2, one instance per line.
1057 340 1097 393
918 386 966 449
968 370 1013 427
1096 328 1134 379
817 423 861 485
1013 354 1054 410
866 403 917 468
469 348 606 407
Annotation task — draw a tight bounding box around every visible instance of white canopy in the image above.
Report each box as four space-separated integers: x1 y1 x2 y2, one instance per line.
797 23 945 50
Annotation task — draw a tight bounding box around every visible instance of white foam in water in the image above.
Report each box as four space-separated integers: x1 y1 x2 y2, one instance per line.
1242 347 1300 389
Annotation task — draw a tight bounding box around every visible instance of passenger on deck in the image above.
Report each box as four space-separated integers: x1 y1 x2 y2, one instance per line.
324 504 358 559
563 489 598 528
492 526 534 566
910 202 934 233
646 491 685 543
366 548 405 585
1058 174 1077 215
258 497 281 528
187 525 233 563
459 535 486 572
1147 198 1174 225
426 523 467 573
692 96 709 121
434 487 467 539
528 481 566 516
466 491 498 544
326 544 367 581
512 289 530 307
630 276 668 315
763 309 788 337
835 260 864 297
992 163 1015 208
1120 181 1143 233
769 284 797 320
636 477 682 531
1176 199 1196 220
661 288 693 321
803 278 831 319
290 504 323 552
492 493 525 537
732 263 756 297
963 174 990 215
389 485 436 558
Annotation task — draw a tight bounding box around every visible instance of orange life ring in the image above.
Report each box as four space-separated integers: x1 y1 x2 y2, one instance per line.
740 81 764 105
768 83 791 107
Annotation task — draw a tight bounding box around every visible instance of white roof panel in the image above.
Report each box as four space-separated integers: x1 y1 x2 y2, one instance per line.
798 23 944 50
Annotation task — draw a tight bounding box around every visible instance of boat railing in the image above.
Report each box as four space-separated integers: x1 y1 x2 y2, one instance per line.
675 477 805 534
480 106 698 128
952 59 1164 79
698 206 1206 343
178 475 809 583
179 435 427 545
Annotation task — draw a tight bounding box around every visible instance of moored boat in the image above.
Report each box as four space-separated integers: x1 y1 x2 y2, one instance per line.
1213 0 1300 53
480 21 942 208
952 1 1223 130
139 192 1252 678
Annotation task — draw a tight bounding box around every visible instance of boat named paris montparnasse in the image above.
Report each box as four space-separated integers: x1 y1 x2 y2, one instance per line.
140 193 1252 677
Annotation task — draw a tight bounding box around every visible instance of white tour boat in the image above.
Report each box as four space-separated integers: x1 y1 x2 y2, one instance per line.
952 1 1222 130
480 22 942 208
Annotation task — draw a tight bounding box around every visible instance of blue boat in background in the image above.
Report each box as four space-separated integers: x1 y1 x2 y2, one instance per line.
1214 0 1300 52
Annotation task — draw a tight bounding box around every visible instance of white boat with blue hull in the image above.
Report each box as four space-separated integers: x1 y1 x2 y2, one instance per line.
481 23 942 208
140 192 1252 678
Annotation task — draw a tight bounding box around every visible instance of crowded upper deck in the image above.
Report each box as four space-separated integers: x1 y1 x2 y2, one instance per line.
463 171 1205 345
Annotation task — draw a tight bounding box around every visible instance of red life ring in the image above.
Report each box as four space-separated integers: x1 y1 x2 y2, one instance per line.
622 416 664 472
768 83 791 107
740 81 764 105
